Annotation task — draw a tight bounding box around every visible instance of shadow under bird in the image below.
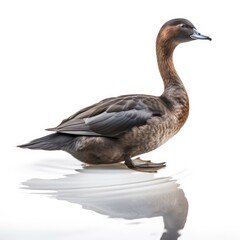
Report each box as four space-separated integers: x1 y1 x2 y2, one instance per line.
18 18 211 172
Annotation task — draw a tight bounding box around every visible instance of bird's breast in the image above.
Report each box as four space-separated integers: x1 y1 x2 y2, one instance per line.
120 116 180 157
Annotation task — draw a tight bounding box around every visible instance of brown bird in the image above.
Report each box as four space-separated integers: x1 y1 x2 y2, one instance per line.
18 18 211 172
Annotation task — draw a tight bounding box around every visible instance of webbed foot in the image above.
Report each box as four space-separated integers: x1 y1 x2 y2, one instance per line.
125 157 166 173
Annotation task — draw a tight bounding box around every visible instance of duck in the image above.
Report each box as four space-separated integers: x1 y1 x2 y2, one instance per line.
18 18 211 172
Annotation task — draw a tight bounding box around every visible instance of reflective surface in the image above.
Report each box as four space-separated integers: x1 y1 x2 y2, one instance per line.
22 162 188 240
1 151 240 240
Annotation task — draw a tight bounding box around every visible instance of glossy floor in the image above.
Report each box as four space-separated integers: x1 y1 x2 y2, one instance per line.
1 149 240 240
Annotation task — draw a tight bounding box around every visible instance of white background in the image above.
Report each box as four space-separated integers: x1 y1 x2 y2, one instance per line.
0 0 240 239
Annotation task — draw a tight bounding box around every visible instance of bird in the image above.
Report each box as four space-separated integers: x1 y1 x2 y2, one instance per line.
18 18 211 172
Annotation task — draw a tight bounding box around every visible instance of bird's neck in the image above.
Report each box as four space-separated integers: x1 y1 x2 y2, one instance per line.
156 39 189 126
156 40 182 89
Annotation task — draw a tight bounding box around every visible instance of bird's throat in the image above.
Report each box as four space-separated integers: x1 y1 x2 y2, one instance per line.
156 41 189 127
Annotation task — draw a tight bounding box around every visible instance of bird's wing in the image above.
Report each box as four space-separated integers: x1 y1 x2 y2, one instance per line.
47 95 164 137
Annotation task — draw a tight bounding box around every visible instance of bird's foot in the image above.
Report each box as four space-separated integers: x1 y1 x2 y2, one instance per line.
125 157 166 173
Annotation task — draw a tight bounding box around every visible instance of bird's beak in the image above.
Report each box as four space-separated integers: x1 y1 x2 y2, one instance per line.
191 28 212 41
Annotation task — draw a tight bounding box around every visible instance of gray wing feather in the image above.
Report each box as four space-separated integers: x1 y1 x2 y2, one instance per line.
47 95 164 137
52 109 153 137
84 109 153 137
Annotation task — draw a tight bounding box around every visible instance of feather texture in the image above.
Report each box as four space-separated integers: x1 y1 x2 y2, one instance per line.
47 95 165 137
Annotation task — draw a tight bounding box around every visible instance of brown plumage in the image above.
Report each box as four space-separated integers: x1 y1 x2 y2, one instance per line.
18 18 211 172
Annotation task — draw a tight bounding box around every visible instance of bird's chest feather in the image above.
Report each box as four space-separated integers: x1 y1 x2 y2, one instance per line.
121 116 180 156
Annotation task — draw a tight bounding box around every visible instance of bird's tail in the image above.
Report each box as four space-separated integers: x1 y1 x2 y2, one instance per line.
18 133 76 151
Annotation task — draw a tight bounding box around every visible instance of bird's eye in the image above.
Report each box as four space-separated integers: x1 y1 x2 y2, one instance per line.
179 24 187 28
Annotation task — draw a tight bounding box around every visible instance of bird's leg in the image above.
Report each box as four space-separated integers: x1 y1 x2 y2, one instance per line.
125 157 166 173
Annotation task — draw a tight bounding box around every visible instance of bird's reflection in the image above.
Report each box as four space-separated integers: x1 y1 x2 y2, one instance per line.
22 162 188 240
